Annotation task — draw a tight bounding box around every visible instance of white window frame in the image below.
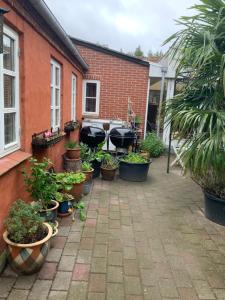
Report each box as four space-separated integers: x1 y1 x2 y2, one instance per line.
50 59 61 131
0 25 20 158
71 74 77 121
82 80 100 115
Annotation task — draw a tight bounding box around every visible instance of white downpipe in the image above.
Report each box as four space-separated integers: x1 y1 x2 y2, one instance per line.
144 76 150 138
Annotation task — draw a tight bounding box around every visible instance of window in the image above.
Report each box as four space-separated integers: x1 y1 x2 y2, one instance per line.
83 80 100 115
71 74 77 121
50 59 61 130
0 26 20 157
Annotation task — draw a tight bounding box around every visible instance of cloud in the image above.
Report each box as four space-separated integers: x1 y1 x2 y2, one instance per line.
45 0 198 55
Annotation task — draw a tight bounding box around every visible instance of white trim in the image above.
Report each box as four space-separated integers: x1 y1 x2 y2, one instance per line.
82 80 100 115
0 25 20 158
50 59 61 131
71 74 77 121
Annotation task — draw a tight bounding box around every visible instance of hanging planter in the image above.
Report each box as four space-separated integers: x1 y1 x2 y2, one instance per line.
32 129 64 150
64 121 79 134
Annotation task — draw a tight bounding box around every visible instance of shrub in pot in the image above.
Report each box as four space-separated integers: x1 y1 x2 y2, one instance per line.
119 153 151 182
101 153 118 181
140 132 165 158
3 200 52 274
164 0 225 225
65 141 80 159
22 158 60 222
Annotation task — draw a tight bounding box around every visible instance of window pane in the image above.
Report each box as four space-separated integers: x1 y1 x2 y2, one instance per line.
3 34 14 71
4 75 15 108
55 67 59 86
86 98 96 112
4 113 16 145
51 64 53 85
51 109 54 128
51 87 54 106
55 109 60 126
55 89 60 106
86 83 96 97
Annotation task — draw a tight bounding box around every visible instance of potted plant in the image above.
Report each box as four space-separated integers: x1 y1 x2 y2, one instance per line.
64 121 79 134
57 193 74 217
164 0 225 225
119 152 151 182
22 158 60 222
32 128 64 149
65 141 80 159
140 132 165 159
55 172 86 201
101 153 118 181
82 161 94 181
3 200 52 275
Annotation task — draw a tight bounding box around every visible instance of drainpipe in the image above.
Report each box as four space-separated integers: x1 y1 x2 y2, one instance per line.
144 75 150 138
156 67 167 137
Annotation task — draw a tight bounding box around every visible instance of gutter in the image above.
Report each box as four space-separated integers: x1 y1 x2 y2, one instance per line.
28 0 88 72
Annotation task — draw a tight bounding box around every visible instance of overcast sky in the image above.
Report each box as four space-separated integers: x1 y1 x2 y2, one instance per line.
45 0 198 55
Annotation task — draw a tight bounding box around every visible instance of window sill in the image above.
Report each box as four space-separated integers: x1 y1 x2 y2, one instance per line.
0 150 32 177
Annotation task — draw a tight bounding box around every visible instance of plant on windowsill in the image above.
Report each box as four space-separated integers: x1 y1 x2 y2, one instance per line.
32 128 64 149
64 120 79 134
3 199 52 275
65 140 81 159
22 158 60 222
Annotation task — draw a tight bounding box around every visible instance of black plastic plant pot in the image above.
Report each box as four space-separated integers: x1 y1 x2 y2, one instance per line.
91 159 101 178
119 161 151 182
204 191 225 226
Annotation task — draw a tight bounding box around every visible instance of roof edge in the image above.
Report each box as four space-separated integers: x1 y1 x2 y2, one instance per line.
28 0 88 71
70 36 149 67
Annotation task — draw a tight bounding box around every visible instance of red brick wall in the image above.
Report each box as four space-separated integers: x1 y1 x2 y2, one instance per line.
76 45 149 132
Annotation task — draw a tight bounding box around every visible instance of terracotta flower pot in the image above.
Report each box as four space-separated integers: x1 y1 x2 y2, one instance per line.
39 200 59 223
66 147 80 159
70 181 84 201
82 168 94 182
100 167 117 181
3 223 52 275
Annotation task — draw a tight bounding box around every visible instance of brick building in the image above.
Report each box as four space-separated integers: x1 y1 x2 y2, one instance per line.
70 37 150 135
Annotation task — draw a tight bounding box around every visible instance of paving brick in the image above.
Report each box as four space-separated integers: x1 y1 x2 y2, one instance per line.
107 283 124 300
193 280 216 299
28 280 52 300
108 251 123 266
108 239 122 252
67 232 81 243
172 270 193 288
51 236 67 249
46 248 62 262
124 259 139 276
63 242 79 256
38 262 57 280
48 290 68 300
123 247 136 259
58 255 75 271
14 274 36 289
88 292 105 300
72 264 90 281
52 271 72 291
89 273 106 293
0 277 16 297
91 257 107 273
80 238 94 250
178 288 198 300
77 250 92 264
93 244 108 258
143 286 161 300
68 281 87 300
58 226 70 237
125 276 142 295
107 266 123 283
159 278 179 298
8 289 29 300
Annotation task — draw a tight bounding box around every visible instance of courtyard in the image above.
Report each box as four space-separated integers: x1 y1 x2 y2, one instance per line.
1 157 225 300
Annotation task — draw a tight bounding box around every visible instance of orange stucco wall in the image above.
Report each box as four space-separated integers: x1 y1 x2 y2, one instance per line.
0 1 84 251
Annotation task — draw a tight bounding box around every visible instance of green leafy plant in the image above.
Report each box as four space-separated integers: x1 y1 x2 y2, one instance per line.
121 153 147 164
164 0 225 197
65 140 79 149
82 161 92 171
80 142 90 161
101 153 118 169
56 193 74 203
74 201 86 221
4 200 45 244
140 132 165 158
135 115 142 124
55 172 86 192
22 158 61 210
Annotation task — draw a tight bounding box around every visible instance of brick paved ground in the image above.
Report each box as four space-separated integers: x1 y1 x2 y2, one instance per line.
1 156 225 299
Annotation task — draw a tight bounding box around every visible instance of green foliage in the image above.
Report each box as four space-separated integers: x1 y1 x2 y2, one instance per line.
22 158 61 210
121 153 147 164
134 45 144 57
164 0 225 195
56 193 74 203
80 143 90 161
82 161 92 171
101 153 118 169
55 172 86 192
65 140 79 149
135 115 142 124
74 201 86 221
140 133 165 158
4 200 44 244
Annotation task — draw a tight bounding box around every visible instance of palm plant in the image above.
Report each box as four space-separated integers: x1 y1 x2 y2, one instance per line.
164 0 225 198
